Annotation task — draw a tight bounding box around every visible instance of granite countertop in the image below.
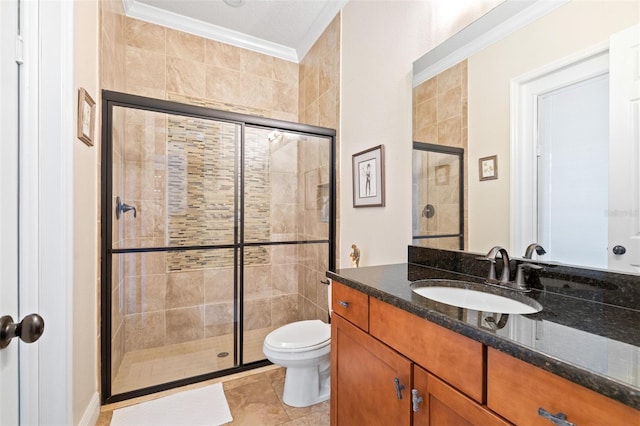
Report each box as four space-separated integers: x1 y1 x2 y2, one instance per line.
327 263 640 411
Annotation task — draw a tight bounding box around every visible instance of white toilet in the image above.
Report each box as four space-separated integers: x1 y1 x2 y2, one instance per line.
263 282 332 408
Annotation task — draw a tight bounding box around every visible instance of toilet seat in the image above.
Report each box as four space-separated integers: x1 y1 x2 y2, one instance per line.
264 320 330 353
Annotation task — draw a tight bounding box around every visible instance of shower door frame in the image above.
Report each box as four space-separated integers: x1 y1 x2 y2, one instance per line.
100 90 336 404
412 141 465 249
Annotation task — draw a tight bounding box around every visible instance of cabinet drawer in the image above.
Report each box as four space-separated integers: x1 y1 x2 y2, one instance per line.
369 298 484 403
331 280 369 331
487 348 639 426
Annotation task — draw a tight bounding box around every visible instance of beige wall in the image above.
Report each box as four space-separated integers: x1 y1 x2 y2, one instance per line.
467 0 640 253
73 0 100 424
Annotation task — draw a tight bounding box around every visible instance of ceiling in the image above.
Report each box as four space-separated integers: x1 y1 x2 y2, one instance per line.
122 0 348 63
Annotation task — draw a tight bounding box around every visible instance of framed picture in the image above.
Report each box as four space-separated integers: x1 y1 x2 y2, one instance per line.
352 145 385 207
77 88 96 146
479 155 498 181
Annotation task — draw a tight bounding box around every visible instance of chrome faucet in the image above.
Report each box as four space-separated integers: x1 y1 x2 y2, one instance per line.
477 246 511 284
524 243 546 259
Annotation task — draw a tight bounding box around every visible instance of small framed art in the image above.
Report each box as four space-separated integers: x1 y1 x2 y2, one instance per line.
352 145 385 207
77 88 96 146
479 155 498 181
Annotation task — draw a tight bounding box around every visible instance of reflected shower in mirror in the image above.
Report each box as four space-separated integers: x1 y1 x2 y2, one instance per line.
412 142 464 251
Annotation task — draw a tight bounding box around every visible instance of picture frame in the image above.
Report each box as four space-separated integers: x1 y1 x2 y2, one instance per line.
352 145 385 207
479 155 498 181
77 88 96 146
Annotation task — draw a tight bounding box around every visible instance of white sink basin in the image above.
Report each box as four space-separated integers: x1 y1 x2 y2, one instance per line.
411 282 542 314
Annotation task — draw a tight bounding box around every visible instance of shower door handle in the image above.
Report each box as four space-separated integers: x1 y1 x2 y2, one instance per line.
116 196 137 219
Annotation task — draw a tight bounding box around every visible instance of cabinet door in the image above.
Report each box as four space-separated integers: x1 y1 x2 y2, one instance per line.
413 365 510 426
331 314 412 426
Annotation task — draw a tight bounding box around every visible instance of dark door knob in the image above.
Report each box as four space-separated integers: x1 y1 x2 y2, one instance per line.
612 245 627 255
0 314 45 349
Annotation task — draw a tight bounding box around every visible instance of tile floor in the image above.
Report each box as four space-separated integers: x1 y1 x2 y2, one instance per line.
97 366 330 426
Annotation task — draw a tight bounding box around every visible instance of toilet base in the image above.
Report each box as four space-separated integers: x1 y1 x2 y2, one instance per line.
282 363 330 408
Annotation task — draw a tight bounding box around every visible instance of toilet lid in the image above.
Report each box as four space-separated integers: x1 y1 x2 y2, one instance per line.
265 320 330 350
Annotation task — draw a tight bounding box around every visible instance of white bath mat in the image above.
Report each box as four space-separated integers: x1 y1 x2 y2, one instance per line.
110 382 233 426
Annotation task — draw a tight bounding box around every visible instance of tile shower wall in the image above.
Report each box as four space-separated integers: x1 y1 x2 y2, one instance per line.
101 1 298 121
299 14 340 319
413 60 468 249
101 0 339 382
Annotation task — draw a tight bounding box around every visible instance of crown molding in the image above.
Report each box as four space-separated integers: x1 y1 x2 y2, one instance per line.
296 0 347 60
412 0 570 87
122 0 299 62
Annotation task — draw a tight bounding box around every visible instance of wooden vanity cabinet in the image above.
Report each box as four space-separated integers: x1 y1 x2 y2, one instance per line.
331 280 503 426
331 280 639 425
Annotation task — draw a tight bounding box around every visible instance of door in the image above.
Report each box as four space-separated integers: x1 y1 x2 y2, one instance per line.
331 314 412 425
0 0 22 423
413 365 508 426
609 24 640 273
537 74 609 268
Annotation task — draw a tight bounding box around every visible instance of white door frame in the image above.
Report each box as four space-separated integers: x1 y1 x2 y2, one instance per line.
20 0 74 424
510 42 609 255
0 0 21 422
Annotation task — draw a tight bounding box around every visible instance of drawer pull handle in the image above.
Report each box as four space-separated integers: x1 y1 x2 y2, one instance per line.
538 408 575 426
411 389 423 412
338 300 349 308
394 377 405 400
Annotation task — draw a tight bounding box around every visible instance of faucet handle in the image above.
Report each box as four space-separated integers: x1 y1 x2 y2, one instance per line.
515 262 544 290
476 256 498 280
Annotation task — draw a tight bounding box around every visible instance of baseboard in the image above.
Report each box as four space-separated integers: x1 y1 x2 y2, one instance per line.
79 392 100 426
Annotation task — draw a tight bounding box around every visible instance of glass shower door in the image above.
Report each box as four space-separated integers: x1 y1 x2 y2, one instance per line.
242 127 332 364
107 103 242 397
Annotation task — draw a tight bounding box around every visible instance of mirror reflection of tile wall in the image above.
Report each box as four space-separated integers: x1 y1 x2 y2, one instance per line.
413 60 469 249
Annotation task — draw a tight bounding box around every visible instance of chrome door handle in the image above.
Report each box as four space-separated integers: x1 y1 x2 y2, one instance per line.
0 314 45 349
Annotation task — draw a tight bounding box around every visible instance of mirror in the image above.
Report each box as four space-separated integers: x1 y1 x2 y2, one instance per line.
412 0 640 274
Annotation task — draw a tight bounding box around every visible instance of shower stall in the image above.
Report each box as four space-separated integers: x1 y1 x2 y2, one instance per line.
100 91 335 403
412 142 464 250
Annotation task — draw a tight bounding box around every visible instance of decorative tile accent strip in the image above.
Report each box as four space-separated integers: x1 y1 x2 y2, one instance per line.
168 93 272 118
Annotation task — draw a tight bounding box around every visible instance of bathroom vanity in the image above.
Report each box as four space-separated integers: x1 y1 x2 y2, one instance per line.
327 247 640 425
